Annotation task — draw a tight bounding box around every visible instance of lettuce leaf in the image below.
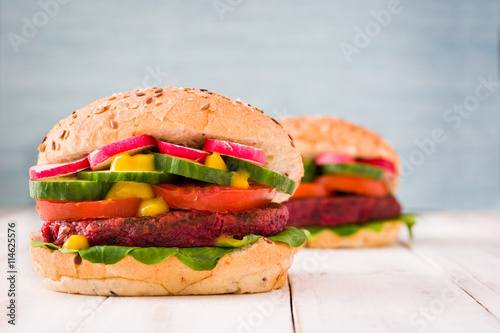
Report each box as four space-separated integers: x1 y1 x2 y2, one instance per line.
30 227 308 271
268 226 308 247
215 234 261 248
303 214 417 239
176 247 234 271
129 247 178 265
79 246 134 265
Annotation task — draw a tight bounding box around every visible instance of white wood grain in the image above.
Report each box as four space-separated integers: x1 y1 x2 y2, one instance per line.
0 207 43 261
403 212 500 319
0 207 107 333
289 245 500 333
0 206 27 217
74 284 293 333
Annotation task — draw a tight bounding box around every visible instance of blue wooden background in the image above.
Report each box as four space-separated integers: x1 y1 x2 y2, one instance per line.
1 0 498 210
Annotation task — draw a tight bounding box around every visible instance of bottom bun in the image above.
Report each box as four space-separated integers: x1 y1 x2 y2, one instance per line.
30 238 299 296
306 222 402 248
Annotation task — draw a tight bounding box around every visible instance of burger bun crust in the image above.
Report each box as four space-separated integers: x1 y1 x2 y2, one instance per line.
30 238 300 296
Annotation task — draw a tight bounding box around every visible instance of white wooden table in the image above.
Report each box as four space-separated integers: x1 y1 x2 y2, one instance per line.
1 207 499 333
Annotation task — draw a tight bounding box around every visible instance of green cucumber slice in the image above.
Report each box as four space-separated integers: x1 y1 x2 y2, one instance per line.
321 163 383 180
302 159 317 182
77 171 176 184
29 178 112 201
154 154 232 186
222 156 296 195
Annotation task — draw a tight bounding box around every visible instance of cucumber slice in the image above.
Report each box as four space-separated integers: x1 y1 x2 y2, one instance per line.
321 163 383 180
222 156 296 195
29 178 112 201
302 159 317 182
77 171 176 184
154 154 232 186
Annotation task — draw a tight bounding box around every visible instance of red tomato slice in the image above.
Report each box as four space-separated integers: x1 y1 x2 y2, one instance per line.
315 174 389 197
152 184 276 213
290 182 329 200
36 197 142 221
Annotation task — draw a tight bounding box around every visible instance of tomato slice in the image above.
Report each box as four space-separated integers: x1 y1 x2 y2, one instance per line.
36 197 142 221
152 184 276 213
290 182 329 200
315 174 389 197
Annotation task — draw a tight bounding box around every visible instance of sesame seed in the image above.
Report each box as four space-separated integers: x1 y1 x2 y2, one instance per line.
108 95 116 100
155 100 163 106
93 104 109 114
200 103 210 110
65 130 70 139
51 141 56 150
155 88 163 93
110 120 118 129
183 87 190 91
131 103 139 109
145 97 153 104
236 100 242 105
270 118 281 126
41 136 47 143
155 92 163 97
39 144 46 152
135 92 145 97
59 130 66 139
200 89 208 92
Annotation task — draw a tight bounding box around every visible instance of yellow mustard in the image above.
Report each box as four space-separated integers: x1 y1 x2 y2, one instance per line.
62 235 90 250
111 153 155 171
204 153 228 171
137 197 169 217
105 182 155 200
230 169 250 189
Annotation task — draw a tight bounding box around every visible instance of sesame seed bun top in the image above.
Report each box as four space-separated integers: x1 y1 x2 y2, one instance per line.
37 87 304 202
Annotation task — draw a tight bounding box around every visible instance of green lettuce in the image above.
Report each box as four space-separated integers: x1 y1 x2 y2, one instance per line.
30 227 307 271
216 234 261 248
175 247 234 271
303 214 417 239
268 226 309 247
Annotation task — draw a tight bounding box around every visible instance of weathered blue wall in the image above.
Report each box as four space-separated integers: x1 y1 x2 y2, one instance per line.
1 0 498 210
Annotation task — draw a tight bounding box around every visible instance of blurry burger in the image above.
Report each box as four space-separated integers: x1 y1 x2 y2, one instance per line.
280 116 415 248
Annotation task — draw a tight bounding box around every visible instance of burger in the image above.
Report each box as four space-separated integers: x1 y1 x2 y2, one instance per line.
279 116 415 248
28 87 307 296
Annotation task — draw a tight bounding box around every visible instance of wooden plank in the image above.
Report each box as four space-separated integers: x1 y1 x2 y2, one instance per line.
73 284 293 333
403 212 500 319
0 206 27 217
0 207 42 261
0 208 107 332
289 244 500 333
